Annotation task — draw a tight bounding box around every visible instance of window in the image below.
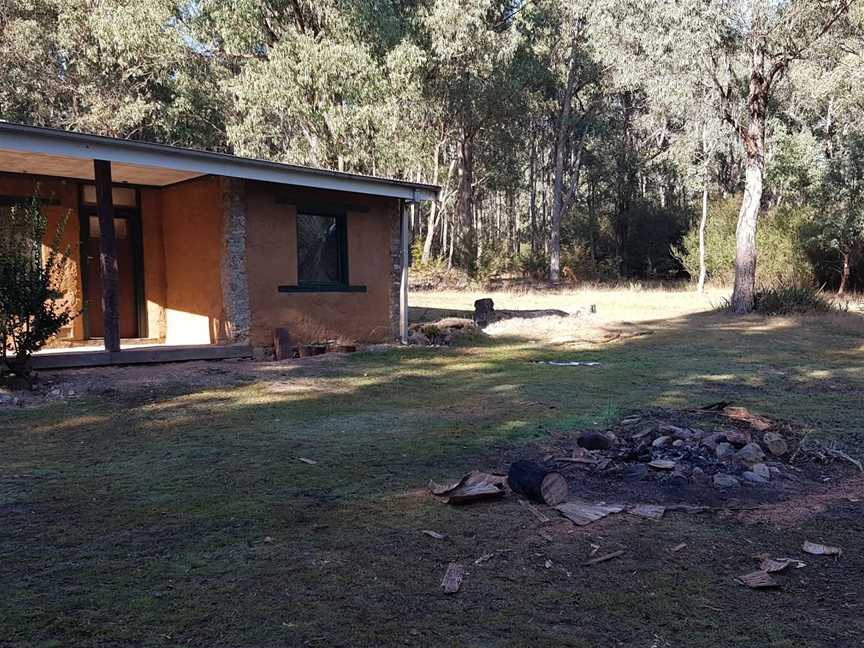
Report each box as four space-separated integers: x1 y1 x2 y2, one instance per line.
81 185 138 207
296 213 347 285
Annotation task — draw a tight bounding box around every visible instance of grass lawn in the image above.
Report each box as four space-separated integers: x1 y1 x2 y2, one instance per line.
3 288 864 647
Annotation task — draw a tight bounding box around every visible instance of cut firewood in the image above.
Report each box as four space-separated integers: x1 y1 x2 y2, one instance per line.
507 460 568 505
555 501 624 526
802 541 842 557
583 549 625 566
628 504 665 520
441 562 465 594
737 570 780 589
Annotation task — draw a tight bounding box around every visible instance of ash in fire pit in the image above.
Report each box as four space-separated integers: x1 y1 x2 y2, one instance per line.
545 404 829 506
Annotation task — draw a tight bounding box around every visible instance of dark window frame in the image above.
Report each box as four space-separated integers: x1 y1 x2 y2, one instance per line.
280 209 367 293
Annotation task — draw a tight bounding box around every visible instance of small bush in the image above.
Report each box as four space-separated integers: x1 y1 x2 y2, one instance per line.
0 199 77 377
718 286 837 315
676 196 814 287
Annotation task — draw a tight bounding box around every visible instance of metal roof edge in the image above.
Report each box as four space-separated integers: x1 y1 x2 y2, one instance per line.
0 122 439 201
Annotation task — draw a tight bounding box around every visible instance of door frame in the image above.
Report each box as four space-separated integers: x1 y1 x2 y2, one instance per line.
78 186 148 340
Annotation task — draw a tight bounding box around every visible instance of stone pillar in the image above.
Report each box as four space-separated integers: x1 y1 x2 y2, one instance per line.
219 177 251 344
388 199 403 341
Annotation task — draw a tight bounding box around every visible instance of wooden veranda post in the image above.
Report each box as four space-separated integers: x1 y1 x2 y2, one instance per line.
93 159 121 353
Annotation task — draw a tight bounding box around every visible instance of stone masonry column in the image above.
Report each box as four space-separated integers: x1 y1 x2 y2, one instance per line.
219 177 252 343
388 199 403 341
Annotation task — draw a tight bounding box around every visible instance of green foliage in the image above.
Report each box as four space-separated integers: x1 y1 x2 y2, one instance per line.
676 196 815 287
0 200 76 377
718 286 837 316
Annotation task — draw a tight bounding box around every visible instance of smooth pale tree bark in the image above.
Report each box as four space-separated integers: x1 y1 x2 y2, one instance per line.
838 252 850 295
730 42 771 314
698 184 708 293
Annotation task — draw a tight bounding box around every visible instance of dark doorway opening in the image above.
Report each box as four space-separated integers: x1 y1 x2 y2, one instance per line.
79 186 147 340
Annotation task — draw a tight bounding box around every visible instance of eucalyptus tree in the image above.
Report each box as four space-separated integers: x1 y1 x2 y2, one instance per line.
1 0 225 148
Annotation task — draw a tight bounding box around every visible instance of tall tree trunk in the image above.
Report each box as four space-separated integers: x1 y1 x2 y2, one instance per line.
838 252 850 296
730 43 770 314
698 184 708 293
550 33 581 284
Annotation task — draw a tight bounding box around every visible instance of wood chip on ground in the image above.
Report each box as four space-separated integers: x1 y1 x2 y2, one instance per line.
583 549 625 566
670 543 687 553
296 457 318 465
441 563 465 594
518 499 551 523
421 530 447 540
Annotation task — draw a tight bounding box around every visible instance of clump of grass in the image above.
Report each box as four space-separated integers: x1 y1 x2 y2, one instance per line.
717 286 838 315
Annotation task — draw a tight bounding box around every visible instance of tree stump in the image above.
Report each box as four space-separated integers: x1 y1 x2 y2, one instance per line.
473 298 496 329
507 460 568 505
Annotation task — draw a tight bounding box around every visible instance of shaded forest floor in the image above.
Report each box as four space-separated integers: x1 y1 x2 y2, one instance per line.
3 289 864 647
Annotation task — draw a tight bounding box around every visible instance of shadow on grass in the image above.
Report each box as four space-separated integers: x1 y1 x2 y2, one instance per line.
2 307 864 646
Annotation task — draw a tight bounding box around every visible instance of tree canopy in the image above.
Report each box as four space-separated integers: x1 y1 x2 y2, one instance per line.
3 0 863 297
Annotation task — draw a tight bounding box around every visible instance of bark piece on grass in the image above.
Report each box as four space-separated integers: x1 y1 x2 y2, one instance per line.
802 541 842 557
555 501 624 526
760 558 805 573
296 457 318 465
441 562 465 594
628 504 665 520
446 481 505 505
507 461 568 505
583 549 625 566
421 530 447 540
429 471 506 498
722 406 773 431
737 570 780 589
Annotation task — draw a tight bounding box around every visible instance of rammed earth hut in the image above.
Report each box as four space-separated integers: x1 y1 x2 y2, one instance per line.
0 123 438 368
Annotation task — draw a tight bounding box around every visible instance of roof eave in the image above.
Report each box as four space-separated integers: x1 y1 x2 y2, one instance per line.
0 123 439 202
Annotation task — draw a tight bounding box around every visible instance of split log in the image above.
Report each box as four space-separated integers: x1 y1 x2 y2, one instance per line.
507 460 568 505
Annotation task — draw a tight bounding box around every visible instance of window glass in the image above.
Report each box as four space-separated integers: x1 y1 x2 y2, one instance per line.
81 185 137 207
88 216 128 239
297 213 343 284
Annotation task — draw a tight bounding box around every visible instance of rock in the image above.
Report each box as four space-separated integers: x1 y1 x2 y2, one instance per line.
691 466 707 482
724 429 752 447
577 431 612 451
672 439 685 447
670 471 689 487
621 464 649 481
751 463 771 480
742 471 768 484
672 428 696 441
652 435 671 448
407 331 430 346
715 442 734 460
701 433 725 450
762 431 789 456
713 473 740 488
734 443 765 466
